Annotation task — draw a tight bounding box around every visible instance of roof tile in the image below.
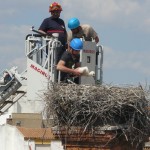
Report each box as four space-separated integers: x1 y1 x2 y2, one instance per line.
17 127 55 140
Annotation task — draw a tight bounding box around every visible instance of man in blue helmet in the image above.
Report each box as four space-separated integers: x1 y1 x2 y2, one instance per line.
57 38 83 83
67 18 99 44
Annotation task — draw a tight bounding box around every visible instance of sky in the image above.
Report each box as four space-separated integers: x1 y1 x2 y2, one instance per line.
0 0 150 86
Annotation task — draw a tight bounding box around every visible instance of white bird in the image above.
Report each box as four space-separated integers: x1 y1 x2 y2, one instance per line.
77 67 95 77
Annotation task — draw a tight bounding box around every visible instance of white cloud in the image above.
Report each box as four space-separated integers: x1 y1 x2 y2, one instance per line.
0 24 30 41
0 0 150 84
61 0 150 32
1 0 150 31
0 24 30 70
0 9 16 17
104 46 150 76
8 57 27 72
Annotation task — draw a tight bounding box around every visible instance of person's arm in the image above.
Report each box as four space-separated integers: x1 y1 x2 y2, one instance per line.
67 31 72 45
57 60 81 76
38 19 47 35
95 36 99 44
62 20 67 43
74 62 80 68
88 25 100 43
38 30 47 35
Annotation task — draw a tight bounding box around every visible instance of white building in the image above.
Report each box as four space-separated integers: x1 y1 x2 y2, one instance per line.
0 124 64 150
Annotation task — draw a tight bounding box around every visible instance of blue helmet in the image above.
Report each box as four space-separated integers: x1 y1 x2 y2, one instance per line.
68 18 80 29
70 38 83 50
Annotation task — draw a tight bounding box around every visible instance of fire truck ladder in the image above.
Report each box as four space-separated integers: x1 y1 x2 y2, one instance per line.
26 33 62 83
0 69 27 114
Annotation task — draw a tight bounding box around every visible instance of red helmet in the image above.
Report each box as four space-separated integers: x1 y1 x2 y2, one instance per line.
49 2 62 12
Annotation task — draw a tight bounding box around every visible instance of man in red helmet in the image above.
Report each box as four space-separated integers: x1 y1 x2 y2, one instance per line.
38 2 67 62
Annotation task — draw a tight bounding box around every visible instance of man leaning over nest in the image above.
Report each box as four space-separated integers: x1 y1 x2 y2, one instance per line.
56 38 83 83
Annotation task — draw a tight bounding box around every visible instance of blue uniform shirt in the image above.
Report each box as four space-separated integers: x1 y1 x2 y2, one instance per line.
39 16 67 60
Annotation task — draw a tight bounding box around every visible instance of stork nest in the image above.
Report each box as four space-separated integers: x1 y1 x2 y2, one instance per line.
43 83 150 146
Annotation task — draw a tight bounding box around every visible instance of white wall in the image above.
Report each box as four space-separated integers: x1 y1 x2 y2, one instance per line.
36 145 50 150
0 124 64 150
0 124 35 150
0 113 11 125
24 140 35 150
51 140 64 150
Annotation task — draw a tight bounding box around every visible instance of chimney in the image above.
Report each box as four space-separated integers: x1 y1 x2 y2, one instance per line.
6 115 13 125
16 121 21 126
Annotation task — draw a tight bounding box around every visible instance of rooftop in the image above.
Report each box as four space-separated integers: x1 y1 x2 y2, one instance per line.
17 127 55 140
